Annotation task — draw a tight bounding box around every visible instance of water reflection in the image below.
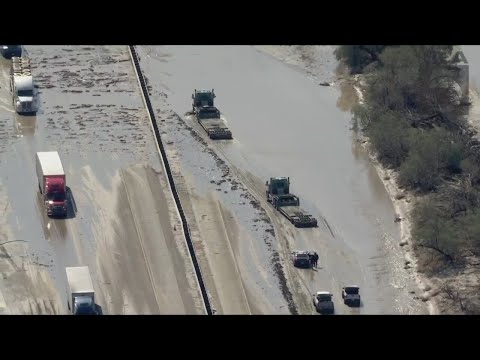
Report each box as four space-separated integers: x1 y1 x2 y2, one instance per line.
335 63 359 113
14 113 36 137
337 81 359 113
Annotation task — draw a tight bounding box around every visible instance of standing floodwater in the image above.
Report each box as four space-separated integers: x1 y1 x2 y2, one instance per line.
138 45 427 314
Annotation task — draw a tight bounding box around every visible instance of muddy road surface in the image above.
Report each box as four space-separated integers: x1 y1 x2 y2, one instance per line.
0 46 204 314
137 45 428 314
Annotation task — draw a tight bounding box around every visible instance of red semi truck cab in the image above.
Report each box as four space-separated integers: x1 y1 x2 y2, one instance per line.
36 151 68 217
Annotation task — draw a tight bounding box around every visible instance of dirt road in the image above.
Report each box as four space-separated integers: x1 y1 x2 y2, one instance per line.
0 46 204 314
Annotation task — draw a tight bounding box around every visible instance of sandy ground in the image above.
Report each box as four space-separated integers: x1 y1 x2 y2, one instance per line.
0 46 204 314
137 45 428 314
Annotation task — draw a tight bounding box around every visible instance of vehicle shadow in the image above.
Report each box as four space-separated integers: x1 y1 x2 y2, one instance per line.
342 299 363 310
36 192 68 240
65 186 77 219
95 304 104 315
67 304 103 315
14 113 36 137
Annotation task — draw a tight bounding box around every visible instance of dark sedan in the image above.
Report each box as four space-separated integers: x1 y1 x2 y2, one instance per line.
292 251 311 268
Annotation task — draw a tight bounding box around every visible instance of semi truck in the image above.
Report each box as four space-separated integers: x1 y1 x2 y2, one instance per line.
66 266 97 315
10 56 37 115
266 177 318 228
36 151 68 217
189 89 233 140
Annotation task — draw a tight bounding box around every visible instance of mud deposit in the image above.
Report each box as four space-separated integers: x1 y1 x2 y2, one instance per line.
153 106 295 314
0 46 204 314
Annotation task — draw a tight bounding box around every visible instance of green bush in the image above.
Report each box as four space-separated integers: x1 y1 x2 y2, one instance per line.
367 111 410 168
412 198 460 263
345 45 480 256
461 156 480 185
398 127 467 191
334 45 388 74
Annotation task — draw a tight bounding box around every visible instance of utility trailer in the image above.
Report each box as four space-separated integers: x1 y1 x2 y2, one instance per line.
189 89 232 140
266 177 318 228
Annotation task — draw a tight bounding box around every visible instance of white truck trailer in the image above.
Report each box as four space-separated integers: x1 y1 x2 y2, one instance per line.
66 266 97 315
36 151 68 217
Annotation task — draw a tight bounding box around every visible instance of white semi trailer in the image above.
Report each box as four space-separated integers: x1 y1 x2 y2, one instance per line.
66 266 97 315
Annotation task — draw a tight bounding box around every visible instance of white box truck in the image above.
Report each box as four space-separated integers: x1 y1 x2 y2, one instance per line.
36 151 68 217
66 266 97 315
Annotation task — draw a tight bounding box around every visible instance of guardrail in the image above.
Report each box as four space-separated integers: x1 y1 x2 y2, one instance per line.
128 45 213 315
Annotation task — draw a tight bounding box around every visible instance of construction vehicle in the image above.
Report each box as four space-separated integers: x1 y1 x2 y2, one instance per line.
189 89 232 140
36 151 68 217
10 56 37 115
265 177 318 228
66 266 97 315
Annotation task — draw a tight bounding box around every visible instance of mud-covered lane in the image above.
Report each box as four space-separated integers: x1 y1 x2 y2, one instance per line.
0 46 204 314
0 55 62 314
141 108 293 314
137 45 427 314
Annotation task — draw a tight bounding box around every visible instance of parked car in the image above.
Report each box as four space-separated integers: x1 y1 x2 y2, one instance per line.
292 250 311 268
313 291 334 314
342 285 361 307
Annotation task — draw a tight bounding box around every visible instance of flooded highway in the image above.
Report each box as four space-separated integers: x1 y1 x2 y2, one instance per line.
0 45 431 314
138 45 428 314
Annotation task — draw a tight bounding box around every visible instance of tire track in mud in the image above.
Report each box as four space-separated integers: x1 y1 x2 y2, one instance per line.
212 163 362 315
177 110 348 314
176 109 323 313
119 168 161 312
155 108 299 314
212 157 314 314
